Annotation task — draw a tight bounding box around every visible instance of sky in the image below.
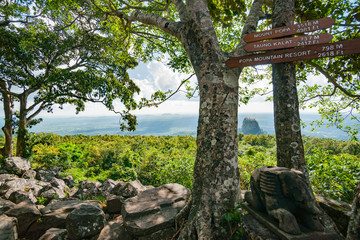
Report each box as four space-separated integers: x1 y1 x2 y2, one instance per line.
39 60 326 118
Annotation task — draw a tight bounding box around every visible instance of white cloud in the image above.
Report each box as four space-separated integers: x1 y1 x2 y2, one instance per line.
147 61 181 91
132 78 157 100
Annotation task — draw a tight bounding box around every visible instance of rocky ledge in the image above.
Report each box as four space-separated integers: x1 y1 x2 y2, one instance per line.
0 157 191 240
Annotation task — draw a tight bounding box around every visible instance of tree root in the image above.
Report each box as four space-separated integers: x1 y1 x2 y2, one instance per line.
175 194 192 229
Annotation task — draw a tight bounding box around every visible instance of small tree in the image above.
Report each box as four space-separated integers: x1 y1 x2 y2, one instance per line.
0 19 140 157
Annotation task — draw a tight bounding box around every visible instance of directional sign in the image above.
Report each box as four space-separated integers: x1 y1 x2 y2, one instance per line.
226 38 360 68
244 33 333 52
243 17 335 43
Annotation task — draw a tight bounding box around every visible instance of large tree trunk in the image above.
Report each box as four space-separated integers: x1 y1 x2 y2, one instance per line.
16 95 28 157
0 91 13 157
176 13 242 238
272 0 307 174
178 65 240 240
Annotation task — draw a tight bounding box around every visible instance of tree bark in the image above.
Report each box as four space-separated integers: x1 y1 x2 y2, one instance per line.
272 0 307 174
0 91 13 157
174 14 241 238
346 181 360 240
179 70 240 240
16 94 28 157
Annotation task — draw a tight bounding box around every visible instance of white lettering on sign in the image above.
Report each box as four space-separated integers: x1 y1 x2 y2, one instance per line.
275 27 291 34
284 50 312 58
273 39 293 47
254 31 273 38
295 19 320 33
318 44 345 58
322 45 335 51
297 40 320 46
238 58 253 63
318 51 335 58
254 42 273 48
296 19 319 28
254 54 283 62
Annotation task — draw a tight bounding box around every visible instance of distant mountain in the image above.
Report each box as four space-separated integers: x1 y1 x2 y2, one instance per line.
0 113 356 140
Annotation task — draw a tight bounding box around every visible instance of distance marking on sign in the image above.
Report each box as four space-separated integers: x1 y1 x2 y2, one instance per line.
244 33 333 52
226 38 360 68
243 17 335 43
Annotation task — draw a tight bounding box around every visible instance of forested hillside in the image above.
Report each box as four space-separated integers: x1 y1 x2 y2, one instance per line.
1 133 358 203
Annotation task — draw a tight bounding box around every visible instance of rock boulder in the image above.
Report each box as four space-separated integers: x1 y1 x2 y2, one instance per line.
0 214 18 240
96 216 132 240
38 228 67 240
122 183 190 238
0 199 16 215
66 204 105 240
316 194 351 237
4 201 41 237
4 157 31 175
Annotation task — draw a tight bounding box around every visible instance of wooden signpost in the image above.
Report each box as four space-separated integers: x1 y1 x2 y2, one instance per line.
226 17 359 68
226 38 360 68
243 17 335 43
244 33 333 52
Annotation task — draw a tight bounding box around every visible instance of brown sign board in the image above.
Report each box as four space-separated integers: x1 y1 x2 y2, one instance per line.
243 17 335 43
226 38 360 68
244 33 333 52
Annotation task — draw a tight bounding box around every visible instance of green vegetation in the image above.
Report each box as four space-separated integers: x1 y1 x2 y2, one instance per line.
2 133 359 203
26 133 196 189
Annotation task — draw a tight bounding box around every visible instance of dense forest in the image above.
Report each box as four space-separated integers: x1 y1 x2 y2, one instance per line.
1 133 358 204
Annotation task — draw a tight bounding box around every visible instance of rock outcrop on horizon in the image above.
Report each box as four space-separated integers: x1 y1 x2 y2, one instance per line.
0 157 191 240
241 117 263 135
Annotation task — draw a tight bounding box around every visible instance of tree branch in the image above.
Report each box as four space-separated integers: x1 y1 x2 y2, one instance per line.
147 73 195 107
133 31 178 56
233 0 265 56
112 0 171 11
88 0 182 38
307 61 360 98
186 0 219 46
26 102 48 122
300 86 337 104
171 0 187 21
0 12 43 27
127 11 182 38
0 79 20 98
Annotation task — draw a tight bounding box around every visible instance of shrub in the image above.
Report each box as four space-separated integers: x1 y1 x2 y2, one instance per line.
242 134 275 148
238 152 276 190
307 148 360 203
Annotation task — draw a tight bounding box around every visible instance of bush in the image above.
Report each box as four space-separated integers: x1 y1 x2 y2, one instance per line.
29 134 196 187
242 135 275 148
238 152 276 190
27 133 359 203
307 148 360 203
